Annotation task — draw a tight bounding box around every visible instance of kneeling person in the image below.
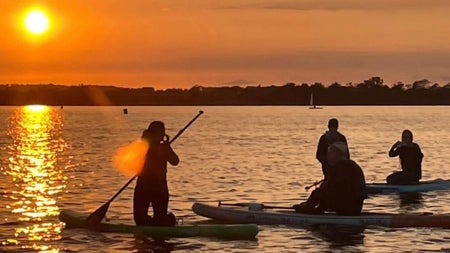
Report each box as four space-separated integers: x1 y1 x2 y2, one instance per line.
133 121 180 226
386 129 423 185
295 142 366 215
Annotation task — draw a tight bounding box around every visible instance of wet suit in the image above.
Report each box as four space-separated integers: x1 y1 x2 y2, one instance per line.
316 129 349 180
387 143 423 185
133 141 179 226
296 160 366 215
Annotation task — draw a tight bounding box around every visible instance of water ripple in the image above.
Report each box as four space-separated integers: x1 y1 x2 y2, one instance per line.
1 106 450 252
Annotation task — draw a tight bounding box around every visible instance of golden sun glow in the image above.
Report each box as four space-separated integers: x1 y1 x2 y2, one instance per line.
5 106 67 251
26 105 48 112
24 10 49 35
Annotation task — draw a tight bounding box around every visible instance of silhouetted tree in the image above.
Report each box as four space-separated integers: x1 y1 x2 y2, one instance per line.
412 79 431 90
1 77 450 105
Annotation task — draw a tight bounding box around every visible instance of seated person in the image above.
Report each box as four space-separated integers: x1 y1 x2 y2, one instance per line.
295 142 366 215
387 129 423 185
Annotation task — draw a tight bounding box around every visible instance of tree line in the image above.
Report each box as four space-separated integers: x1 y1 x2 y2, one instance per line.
1 77 449 106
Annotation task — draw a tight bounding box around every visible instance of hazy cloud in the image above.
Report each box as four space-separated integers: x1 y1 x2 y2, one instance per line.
213 0 450 11
438 76 450 83
217 79 257 86
147 51 450 72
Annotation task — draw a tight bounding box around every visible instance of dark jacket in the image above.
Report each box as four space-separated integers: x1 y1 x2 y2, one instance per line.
321 160 366 215
316 129 349 165
139 143 179 183
389 143 423 180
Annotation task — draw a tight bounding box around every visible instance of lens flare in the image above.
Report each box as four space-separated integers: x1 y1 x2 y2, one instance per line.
113 140 149 176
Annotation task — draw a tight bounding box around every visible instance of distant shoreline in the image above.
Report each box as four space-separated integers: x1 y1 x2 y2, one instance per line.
1 77 450 106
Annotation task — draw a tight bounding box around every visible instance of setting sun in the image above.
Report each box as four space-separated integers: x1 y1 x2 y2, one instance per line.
25 105 49 113
24 10 49 35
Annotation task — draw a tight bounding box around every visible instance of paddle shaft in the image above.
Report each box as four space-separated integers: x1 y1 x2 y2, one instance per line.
104 110 204 206
260 204 294 210
305 179 324 190
219 202 294 210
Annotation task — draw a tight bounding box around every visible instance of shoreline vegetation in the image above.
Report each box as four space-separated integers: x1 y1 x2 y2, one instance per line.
1 77 450 106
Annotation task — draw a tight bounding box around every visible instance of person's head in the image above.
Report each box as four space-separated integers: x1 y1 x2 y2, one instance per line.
401 129 413 144
327 142 348 166
142 121 165 143
328 118 339 130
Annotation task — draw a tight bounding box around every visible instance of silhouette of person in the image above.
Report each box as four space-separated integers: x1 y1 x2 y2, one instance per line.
133 121 179 226
387 130 423 185
295 142 366 215
316 118 350 180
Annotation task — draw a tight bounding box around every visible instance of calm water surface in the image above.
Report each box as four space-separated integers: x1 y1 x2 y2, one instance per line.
1 106 450 252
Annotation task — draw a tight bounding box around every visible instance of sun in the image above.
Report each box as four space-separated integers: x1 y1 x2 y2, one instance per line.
24 10 49 35
25 105 49 113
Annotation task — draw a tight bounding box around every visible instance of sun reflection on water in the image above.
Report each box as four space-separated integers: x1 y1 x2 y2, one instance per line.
2 105 67 252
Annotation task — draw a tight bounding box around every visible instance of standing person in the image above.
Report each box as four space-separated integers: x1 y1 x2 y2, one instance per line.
316 118 350 180
295 142 366 215
387 129 423 185
133 121 180 226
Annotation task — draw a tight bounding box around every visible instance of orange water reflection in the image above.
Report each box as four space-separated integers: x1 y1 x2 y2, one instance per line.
3 105 67 252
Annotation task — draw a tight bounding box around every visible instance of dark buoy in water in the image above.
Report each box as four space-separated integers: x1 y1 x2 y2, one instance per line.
123 108 128 115
60 105 64 109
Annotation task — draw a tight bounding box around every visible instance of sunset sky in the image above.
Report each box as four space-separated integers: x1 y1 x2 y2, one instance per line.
1 0 449 88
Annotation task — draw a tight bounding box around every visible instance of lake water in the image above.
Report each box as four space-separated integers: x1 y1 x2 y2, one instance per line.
1 106 450 252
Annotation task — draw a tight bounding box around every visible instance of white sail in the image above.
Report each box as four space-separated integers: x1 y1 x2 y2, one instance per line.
309 93 322 109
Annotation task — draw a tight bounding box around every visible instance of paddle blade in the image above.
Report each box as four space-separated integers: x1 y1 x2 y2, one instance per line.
113 139 149 176
85 202 110 227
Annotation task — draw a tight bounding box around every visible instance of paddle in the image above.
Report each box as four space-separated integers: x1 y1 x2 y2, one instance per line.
305 179 324 191
86 110 204 227
218 201 294 211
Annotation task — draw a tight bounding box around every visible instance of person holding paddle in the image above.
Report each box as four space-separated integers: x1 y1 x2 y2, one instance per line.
387 129 423 185
85 111 203 228
295 142 366 215
133 121 180 226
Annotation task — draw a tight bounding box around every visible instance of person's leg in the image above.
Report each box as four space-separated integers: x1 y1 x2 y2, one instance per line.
388 172 420 185
151 183 175 226
404 173 420 184
387 171 406 184
294 188 324 214
332 198 364 216
322 164 331 181
306 188 323 207
318 188 363 216
133 179 152 225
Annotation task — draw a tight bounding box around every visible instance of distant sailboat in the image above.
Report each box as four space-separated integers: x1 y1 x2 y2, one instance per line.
309 93 323 109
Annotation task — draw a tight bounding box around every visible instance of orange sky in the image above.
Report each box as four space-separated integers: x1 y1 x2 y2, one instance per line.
1 0 450 88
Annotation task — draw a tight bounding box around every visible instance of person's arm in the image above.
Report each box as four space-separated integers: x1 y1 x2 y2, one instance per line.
388 142 402 157
343 136 350 159
167 145 179 166
417 144 424 159
316 135 327 164
161 135 179 166
415 144 424 162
